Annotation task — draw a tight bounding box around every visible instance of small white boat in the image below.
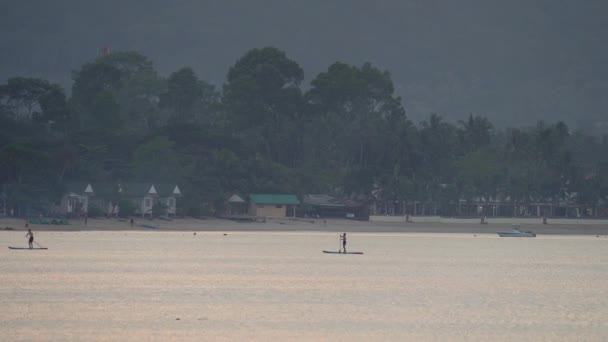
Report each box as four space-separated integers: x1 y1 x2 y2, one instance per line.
497 227 536 238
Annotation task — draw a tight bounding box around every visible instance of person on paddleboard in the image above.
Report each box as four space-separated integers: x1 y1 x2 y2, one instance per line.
25 229 34 248
341 233 347 253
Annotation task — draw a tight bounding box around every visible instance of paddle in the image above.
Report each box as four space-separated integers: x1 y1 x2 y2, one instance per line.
34 241 46 249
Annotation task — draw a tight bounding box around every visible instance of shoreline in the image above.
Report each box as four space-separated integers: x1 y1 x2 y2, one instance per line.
2 216 608 236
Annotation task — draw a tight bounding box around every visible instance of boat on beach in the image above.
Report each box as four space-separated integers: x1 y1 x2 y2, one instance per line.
497 226 536 238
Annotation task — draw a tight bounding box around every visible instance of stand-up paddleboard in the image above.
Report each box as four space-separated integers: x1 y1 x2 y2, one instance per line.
323 250 363 255
8 246 48 250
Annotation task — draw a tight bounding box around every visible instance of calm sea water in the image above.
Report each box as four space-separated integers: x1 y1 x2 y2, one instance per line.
1 231 608 341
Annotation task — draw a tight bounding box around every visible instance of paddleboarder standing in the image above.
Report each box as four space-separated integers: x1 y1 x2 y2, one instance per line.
341 233 347 253
25 229 34 249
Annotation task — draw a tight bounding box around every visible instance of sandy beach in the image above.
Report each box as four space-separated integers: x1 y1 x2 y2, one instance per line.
3 216 608 341
2 216 608 236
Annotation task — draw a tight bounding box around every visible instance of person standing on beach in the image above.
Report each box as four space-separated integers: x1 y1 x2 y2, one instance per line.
341 233 347 253
25 229 34 248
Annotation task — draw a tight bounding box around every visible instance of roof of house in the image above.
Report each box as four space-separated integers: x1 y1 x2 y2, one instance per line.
63 181 180 198
154 184 181 197
118 183 158 197
90 182 119 198
302 194 366 208
302 194 347 207
249 194 300 205
65 182 94 195
228 194 246 203
119 183 181 197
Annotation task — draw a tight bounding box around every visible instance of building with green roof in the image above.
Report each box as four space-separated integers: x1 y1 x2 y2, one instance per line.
248 194 300 218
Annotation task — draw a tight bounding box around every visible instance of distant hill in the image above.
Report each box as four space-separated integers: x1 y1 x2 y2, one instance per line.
1 0 607 127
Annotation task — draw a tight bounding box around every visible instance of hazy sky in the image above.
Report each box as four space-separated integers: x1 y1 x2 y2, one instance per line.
1 0 606 126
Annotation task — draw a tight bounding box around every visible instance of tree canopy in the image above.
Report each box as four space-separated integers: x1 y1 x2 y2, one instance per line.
1 47 607 217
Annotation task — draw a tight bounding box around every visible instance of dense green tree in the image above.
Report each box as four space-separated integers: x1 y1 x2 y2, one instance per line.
455 147 502 202
160 67 220 126
0 77 51 120
37 84 69 126
305 62 409 197
131 136 185 182
223 47 304 164
416 114 458 201
71 51 163 133
457 114 493 154
0 77 69 126
0 141 63 216
2 48 608 218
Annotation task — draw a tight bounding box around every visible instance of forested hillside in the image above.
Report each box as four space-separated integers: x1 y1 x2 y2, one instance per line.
1 48 607 216
1 1 607 126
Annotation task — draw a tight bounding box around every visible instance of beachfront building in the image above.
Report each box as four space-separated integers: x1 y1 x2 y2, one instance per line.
63 182 181 218
58 182 94 217
225 193 247 215
301 194 369 220
155 183 182 216
248 194 300 218
118 183 158 217
86 182 121 216
118 183 181 218
370 191 606 218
